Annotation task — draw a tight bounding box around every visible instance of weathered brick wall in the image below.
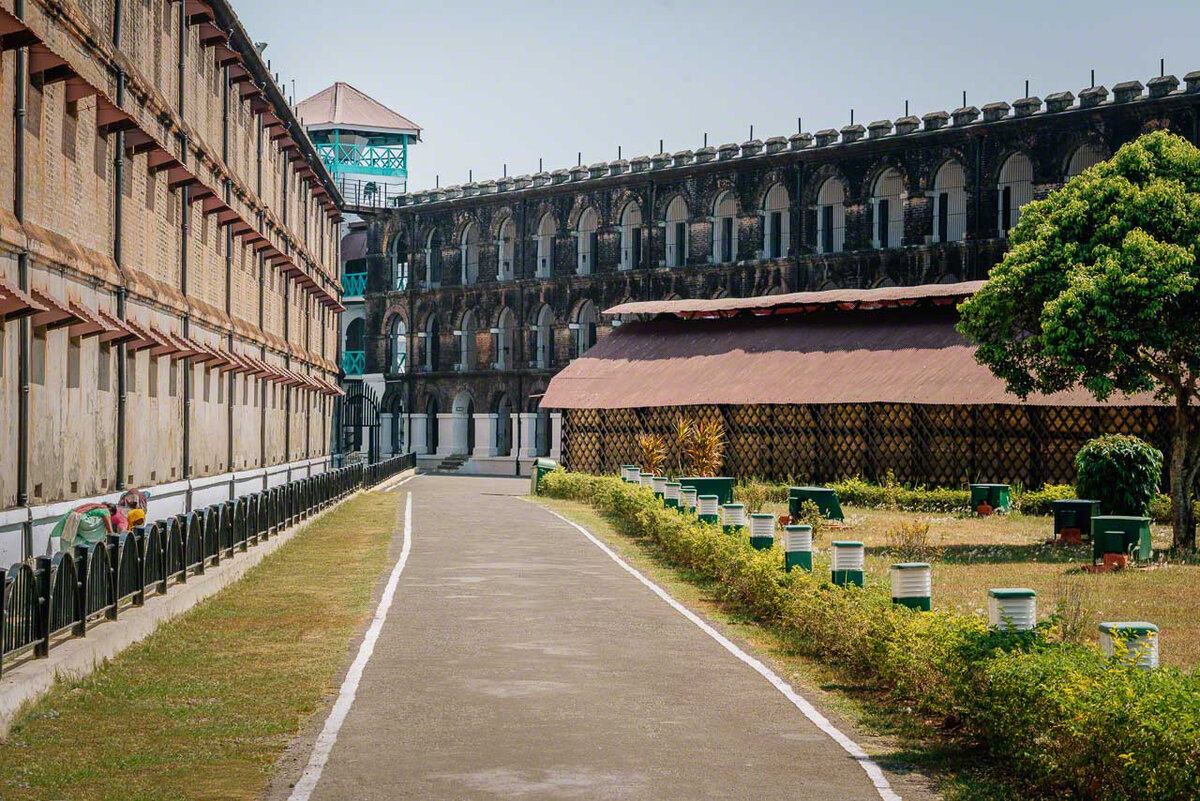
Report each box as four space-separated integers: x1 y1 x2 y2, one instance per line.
0 0 342 509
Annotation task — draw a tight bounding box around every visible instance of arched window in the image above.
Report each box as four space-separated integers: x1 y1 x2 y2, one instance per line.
872 169 904 249
665 196 688 267
421 314 439 371
493 392 513 455
572 300 598 358
392 235 409 291
492 307 517 370
424 229 442 287
712 191 738 264
1066 142 1105 178
456 310 477 371
815 178 846 254
997 152 1034 237
762 183 789 259
389 316 407 373
496 217 515 282
460 222 480 285
576 208 599 275
424 394 439 453
533 304 555 369
932 161 967 243
619 202 642 271
344 317 365 376
536 213 556 279
345 317 364 352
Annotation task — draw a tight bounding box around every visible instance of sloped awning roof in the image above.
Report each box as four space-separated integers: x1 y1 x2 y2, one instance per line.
540 310 1155 410
296 82 421 139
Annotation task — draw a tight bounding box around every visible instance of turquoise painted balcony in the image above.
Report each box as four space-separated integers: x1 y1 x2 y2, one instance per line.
343 271 367 298
342 350 366 376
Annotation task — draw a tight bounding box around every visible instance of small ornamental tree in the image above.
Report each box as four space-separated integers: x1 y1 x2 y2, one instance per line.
959 131 1200 549
1074 435 1163 516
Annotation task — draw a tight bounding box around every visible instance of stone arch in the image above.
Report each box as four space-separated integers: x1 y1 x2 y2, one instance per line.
802 163 852 207
750 169 789 210
486 207 515 238
1064 137 1110 178
862 157 913 201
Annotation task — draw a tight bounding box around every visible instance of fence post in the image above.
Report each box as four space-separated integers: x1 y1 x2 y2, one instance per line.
34 556 51 658
73 546 88 637
105 535 120 621
133 526 147 606
0 567 6 675
157 521 169 595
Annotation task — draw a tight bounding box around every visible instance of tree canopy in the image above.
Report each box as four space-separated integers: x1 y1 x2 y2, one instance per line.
959 131 1200 547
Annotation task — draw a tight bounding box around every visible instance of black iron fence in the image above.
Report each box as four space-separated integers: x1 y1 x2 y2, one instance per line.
0 456 413 677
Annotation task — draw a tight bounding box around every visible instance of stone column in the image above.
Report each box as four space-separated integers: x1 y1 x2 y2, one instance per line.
549 412 563 461
380 413 395 457
514 413 538 458
409 414 429 455
473 413 499 457
436 413 462 456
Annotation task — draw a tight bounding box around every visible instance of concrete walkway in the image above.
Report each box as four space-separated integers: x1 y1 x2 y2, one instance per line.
288 475 900 800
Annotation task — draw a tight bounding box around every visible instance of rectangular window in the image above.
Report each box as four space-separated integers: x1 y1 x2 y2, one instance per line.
67 336 81 388
632 228 642 268
877 200 889 248
938 192 949 243
589 232 599 269
769 212 782 258
149 356 159 397
98 342 111 391
169 360 178 397
722 217 733 262
126 350 136 393
821 206 834 254
202 365 210 401
1001 186 1013 234
674 222 686 266
31 327 47 385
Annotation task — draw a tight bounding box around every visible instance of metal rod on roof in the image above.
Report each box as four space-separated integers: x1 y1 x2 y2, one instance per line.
659 139 663 154
539 158 543 172
618 146 622 159
469 169 472 182
578 152 582 166
749 124 754 140
1025 80 1029 98
503 163 507 177
905 100 909 116
436 174 439 188
797 117 801 133
1161 58 1165 77
704 132 708 147
850 109 854 125
1091 69 1095 88
962 91 967 107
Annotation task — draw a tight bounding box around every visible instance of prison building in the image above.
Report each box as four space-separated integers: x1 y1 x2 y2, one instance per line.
538 284 1164 487
339 68 1200 474
0 0 345 561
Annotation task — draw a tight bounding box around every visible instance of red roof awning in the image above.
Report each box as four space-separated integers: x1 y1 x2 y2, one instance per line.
29 287 81 330
95 309 140 345
67 301 114 339
0 275 48 321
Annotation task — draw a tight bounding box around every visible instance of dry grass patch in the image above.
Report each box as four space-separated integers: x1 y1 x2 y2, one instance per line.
0 489 400 801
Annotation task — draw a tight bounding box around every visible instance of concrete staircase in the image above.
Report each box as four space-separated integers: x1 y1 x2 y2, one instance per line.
432 453 470 473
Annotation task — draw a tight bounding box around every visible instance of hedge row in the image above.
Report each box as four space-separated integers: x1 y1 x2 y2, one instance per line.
734 477 1175 521
542 470 1200 800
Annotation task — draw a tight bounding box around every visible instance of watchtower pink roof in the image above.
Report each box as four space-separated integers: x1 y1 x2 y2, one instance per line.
297 82 422 139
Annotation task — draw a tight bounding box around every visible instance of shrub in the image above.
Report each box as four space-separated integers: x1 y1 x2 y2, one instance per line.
884 518 942 562
540 469 1200 799
1075 435 1163 516
1014 483 1075 516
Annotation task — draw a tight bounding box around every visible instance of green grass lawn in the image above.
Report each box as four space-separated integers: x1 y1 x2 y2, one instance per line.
754 499 1200 668
0 489 401 801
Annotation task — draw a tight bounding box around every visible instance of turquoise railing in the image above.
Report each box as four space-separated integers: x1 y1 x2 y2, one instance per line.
342 272 367 297
342 350 366 376
315 142 407 177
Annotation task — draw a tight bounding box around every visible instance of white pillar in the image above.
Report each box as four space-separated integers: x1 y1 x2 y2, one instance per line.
473 413 499 457
409 414 429 455
549 412 562 461
515 413 537 458
380 413 396 457
436 413 465 456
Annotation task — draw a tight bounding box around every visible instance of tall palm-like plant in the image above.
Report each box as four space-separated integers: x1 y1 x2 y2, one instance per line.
684 418 725 477
637 433 668 475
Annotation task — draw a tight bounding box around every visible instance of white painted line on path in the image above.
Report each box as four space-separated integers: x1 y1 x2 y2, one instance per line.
288 490 414 801
377 473 418 493
537 503 903 801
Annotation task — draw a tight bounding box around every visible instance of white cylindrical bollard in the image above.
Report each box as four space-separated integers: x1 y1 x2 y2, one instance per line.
1100 621 1159 670
652 476 668 497
890 563 932 611
639 472 655 488
697 494 720 523
681 487 699 513
831 540 865 586
748 513 775 550
721 503 746 530
621 465 638 482
987 588 1036 631
784 525 813 571
664 482 681 509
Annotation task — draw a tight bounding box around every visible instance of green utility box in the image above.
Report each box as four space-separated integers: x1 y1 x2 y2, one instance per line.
530 458 558 496
789 486 844 521
678 477 734 506
1091 515 1152 562
1052 499 1101 540
969 483 1011 514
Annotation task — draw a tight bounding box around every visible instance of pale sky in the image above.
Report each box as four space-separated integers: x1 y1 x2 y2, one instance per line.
232 0 1199 192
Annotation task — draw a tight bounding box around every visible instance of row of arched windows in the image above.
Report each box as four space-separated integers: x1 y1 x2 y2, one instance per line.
395 143 1107 285
383 301 600 374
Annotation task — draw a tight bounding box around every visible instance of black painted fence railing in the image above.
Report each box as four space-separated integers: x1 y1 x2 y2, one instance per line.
0 455 413 676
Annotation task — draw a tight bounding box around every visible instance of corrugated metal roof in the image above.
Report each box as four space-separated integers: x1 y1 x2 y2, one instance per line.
540 310 1155 410
604 281 986 319
297 82 422 138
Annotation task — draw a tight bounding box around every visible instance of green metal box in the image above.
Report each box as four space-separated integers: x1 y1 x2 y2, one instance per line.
788 486 844 521
677 477 734 505
969 483 1011 513
530 458 558 496
1091 515 1152 562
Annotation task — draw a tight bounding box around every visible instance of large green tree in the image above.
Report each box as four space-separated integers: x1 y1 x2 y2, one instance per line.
959 131 1200 549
